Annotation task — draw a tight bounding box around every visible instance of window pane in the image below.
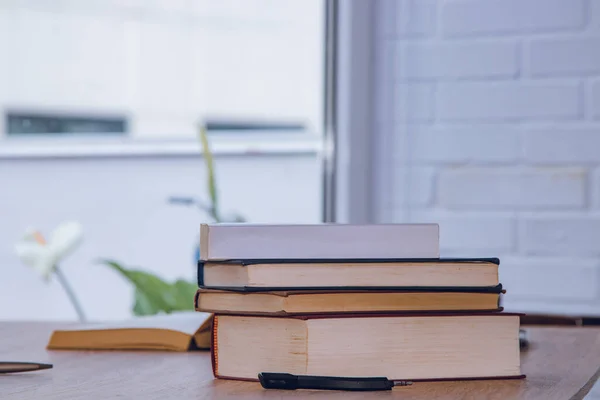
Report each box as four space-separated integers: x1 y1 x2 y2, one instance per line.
7 113 127 135
0 0 325 138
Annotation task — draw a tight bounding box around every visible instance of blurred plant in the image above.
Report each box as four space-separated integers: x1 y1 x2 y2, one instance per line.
167 128 245 223
99 260 198 316
15 221 87 322
101 126 246 316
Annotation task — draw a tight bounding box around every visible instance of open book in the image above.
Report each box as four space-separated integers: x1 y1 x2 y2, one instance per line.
47 312 212 352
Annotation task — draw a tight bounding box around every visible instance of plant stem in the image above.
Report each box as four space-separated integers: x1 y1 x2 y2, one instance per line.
55 266 87 323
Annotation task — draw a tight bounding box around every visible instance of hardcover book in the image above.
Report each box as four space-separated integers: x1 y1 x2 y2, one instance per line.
211 313 523 381
199 223 440 260
198 258 500 289
195 287 504 315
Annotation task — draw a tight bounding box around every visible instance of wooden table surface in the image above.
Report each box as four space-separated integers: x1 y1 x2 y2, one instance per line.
1 323 600 399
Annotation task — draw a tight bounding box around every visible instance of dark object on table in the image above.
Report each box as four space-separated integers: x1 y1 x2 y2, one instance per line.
258 372 412 391
0 362 52 374
520 314 600 326
519 329 529 350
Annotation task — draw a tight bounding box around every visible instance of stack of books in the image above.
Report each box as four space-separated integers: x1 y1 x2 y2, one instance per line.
195 223 523 382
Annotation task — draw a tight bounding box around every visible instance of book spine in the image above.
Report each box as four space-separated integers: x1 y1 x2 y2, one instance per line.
200 224 210 261
197 261 205 287
210 315 219 378
194 289 201 310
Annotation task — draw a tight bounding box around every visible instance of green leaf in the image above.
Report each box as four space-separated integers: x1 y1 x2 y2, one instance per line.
172 279 198 309
199 127 220 222
133 287 163 316
100 259 195 316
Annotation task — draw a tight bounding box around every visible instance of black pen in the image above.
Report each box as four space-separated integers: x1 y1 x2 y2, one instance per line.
0 362 53 374
259 372 413 391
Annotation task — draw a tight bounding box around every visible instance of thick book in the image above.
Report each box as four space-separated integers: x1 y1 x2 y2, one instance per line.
211 313 523 382
211 313 523 381
47 312 212 352
198 257 500 289
195 287 503 315
199 223 439 260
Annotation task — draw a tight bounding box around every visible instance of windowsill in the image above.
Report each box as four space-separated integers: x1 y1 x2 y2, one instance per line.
0 135 323 159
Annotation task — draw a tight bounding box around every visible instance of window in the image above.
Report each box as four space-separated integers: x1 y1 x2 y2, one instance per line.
0 0 325 141
204 119 306 134
7 112 127 136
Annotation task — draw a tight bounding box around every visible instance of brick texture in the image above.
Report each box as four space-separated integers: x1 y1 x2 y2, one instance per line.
438 168 586 209
521 216 600 256
592 0 600 31
591 170 600 208
398 40 518 80
395 82 435 121
390 167 436 207
523 128 600 164
500 256 600 301
396 0 436 38
441 0 585 36
410 210 515 252
437 81 581 121
593 80 600 119
528 37 600 76
374 40 395 123
409 125 520 164
374 0 600 316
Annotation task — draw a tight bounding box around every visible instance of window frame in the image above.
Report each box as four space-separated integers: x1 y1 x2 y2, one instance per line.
0 134 321 159
323 0 376 224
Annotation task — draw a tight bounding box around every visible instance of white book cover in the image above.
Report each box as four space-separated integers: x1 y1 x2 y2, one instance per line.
199 223 439 260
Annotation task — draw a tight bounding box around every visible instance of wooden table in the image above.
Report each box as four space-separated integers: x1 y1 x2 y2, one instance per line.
1 323 600 399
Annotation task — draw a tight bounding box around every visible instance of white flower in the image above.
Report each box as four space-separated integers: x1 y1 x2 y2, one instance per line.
15 221 83 281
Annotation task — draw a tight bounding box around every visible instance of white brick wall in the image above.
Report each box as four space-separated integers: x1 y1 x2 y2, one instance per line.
395 0 437 38
438 167 586 209
390 167 436 207
409 210 515 253
409 125 520 163
373 0 600 320
528 37 600 76
437 81 582 121
520 215 600 256
500 256 600 301
523 128 600 163
593 171 600 208
396 82 435 121
441 0 586 36
397 40 519 80
593 0 600 31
